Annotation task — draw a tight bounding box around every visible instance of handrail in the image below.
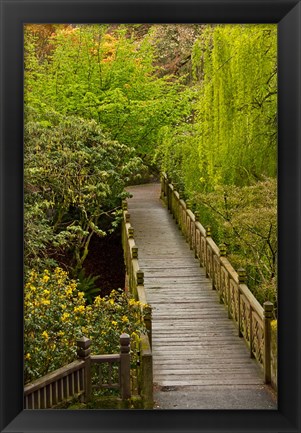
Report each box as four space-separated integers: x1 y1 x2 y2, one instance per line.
161 172 276 388
24 334 131 409
24 360 86 408
25 202 156 410
121 202 153 408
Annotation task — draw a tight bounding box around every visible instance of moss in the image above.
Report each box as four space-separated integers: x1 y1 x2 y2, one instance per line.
65 395 143 410
271 319 277 331
270 319 278 390
140 334 151 352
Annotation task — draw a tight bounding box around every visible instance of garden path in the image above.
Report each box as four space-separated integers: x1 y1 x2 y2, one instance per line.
126 183 277 410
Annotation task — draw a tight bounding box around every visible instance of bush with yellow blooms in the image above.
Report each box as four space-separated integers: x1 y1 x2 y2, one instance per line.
24 267 147 384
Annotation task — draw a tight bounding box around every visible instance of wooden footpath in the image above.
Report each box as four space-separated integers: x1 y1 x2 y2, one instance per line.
127 183 277 409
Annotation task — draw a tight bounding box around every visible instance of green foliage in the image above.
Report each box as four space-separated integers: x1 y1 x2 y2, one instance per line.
24 108 142 271
76 269 100 303
24 24 278 353
193 178 277 309
24 201 58 272
24 267 147 384
192 24 277 190
155 24 277 307
157 24 277 195
25 25 189 163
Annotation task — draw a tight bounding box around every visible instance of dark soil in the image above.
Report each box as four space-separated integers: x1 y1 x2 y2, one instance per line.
52 228 126 298
82 230 126 297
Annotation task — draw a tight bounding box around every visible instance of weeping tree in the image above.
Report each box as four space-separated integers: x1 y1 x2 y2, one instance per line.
155 24 278 307
192 24 277 190
157 24 277 194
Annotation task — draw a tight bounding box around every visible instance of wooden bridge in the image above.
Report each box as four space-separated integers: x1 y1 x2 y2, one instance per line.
126 181 277 410
24 178 277 410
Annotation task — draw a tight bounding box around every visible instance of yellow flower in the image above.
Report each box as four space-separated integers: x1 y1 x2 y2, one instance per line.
78 291 85 299
41 298 50 306
61 312 70 322
122 315 129 323
109 299 114 305
43 289 50 296
69 281 77 290
112 320 118 326
60 304 66 310
43 275 50 283
57 331 65 337
54 267 65 276
74 305 85 314
25 353 31 360
94 296 102 306
28 270 37 282
42 331 49 340
81 326 88 334
65 288 73 296
131 331 138 339
29 285 36 292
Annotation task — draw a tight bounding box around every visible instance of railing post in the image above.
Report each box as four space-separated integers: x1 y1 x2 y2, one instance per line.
140 334 153 409
237 268 246 337
160 174 164 199
263 301 273 384
205 226 211 278
194 211 200 258
166 179 170 210
171 187 175 219
77 336 92 403
249 306 254 358
132 246 138 259
137 270 144 286
144 304 152 348
218 244 225 303
219 243 226 257
120 333 131 400
125 211 130 223
187 200 194 250
128 226 134 238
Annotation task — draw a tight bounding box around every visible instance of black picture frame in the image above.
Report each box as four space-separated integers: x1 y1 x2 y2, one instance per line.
0 1 300 432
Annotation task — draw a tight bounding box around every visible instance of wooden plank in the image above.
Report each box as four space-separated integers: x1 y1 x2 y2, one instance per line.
156 378 263 386
153 360 256 366
153 369 259 375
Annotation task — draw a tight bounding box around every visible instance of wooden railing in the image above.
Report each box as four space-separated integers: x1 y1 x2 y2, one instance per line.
24 359 85 409
24 334 131 409
121 202 153 408
161 173 277 389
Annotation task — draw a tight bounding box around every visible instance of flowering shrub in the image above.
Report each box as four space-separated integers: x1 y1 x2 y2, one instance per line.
24 267 147 384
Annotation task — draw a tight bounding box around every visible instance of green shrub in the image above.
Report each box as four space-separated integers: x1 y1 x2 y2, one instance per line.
24 267 147 384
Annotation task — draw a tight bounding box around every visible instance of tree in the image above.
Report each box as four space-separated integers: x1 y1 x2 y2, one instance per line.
25 24 190 167
193 179 277 309
192 24 277 190
24 108 142 273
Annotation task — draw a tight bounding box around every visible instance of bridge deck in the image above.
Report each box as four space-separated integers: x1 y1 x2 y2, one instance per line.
127 183 277 409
